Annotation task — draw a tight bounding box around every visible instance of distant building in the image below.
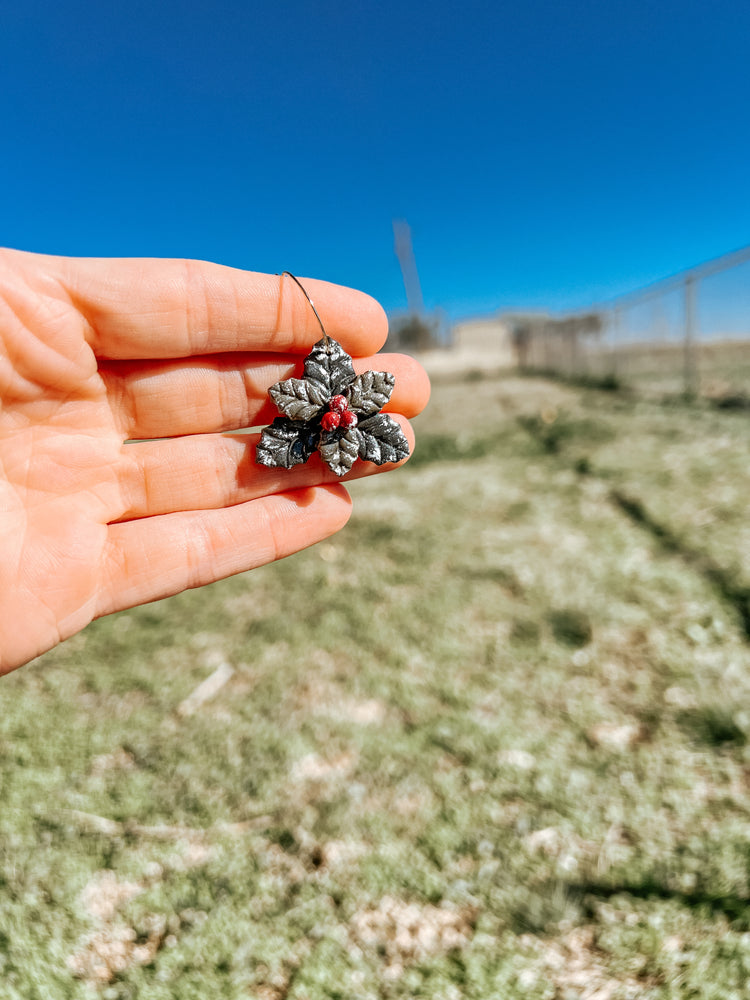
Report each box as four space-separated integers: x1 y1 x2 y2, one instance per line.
390 307 603 378
413 314 515 376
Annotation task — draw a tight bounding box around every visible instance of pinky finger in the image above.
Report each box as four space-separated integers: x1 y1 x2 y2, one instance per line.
95 485 352 618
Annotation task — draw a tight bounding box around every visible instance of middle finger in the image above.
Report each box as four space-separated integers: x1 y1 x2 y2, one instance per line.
102 352 429 439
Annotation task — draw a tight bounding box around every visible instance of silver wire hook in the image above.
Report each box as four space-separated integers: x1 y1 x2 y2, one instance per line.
280 271 331 348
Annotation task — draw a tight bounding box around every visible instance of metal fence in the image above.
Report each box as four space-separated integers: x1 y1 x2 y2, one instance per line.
518 245 750 400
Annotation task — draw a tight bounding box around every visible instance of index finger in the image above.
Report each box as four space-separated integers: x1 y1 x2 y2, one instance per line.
49 255 389 360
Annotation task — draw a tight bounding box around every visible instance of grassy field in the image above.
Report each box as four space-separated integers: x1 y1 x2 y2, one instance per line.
3 373 750 998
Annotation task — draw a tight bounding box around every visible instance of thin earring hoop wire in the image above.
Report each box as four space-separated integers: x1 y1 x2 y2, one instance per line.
280 271 331 347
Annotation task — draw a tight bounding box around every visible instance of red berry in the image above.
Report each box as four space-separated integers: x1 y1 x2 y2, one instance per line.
340 409 358 429
329 395 348 414
321 411 341 432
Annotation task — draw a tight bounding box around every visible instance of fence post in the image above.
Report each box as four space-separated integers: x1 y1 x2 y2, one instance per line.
683 276 698 397
612 306 621 380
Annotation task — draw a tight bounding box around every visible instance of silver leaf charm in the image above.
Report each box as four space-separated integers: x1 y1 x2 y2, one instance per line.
345 371 395 417
269 378 329 421
257 336 409 476
319 427 360 477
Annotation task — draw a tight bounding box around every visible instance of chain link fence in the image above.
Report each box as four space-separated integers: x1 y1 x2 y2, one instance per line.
514 245 750 401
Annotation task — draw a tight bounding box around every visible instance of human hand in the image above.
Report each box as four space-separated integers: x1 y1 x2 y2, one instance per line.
0 250 430 675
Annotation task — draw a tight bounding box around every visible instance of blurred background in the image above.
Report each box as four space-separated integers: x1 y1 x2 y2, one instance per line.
3 1 750 996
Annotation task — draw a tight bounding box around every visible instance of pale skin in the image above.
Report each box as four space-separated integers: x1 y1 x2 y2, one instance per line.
0 249 430 676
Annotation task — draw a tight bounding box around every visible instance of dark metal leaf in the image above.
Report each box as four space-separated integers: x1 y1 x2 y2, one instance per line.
269 377 329 421
318 427 360 477
256 418 318 469
357 414 410 466
303 337 356 396
345 370 395 416
257 334 405 477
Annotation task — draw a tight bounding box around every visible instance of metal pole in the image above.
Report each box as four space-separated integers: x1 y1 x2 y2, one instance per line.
684 276 698 397
392 220 425 316
612 306 621 380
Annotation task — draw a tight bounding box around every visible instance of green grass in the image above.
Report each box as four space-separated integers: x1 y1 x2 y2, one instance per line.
3 374 750 997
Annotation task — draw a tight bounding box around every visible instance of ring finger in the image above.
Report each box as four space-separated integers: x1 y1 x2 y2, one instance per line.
115 417 415 521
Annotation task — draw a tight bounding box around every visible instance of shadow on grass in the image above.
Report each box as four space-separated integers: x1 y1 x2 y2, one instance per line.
516 405 750 644
408 432 513 468
517 399 750 645
519 368 624 393
511 876 750 935
610 489 750 641
711 391 750 411
546 608 593 648
575 876 750 928
517 414 616 455
675 705 747 747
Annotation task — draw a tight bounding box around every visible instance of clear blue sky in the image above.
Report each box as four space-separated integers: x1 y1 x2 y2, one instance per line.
2 0 749 319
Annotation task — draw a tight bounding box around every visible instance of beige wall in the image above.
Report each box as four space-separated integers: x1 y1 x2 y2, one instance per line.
415 316 515 376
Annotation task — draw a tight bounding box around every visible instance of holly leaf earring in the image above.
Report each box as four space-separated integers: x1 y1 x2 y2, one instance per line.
256 344 409 477
256 273 410 477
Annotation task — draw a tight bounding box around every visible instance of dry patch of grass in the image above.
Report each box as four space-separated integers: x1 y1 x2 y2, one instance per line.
350 897 476 976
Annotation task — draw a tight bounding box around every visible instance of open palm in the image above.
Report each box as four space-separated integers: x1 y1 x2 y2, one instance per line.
0 250 429 674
